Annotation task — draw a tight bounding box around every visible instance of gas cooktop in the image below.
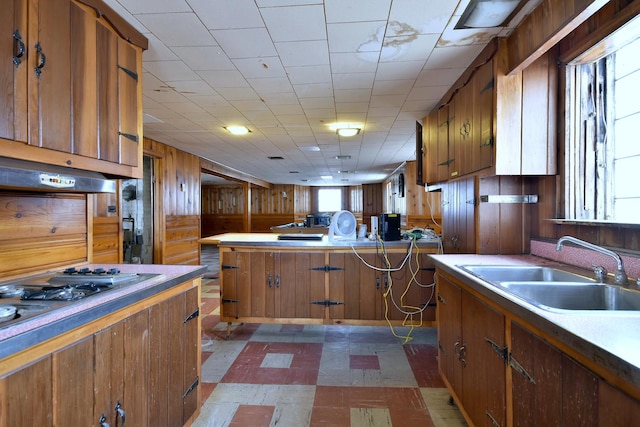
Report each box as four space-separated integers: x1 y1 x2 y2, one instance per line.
0 268 162 328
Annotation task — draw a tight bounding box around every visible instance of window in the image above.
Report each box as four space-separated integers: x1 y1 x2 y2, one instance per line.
318 188 342 212
566 18 640 223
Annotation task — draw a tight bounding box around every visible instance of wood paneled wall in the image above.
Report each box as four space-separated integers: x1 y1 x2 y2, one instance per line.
405 161 442 233
144 137 201 265
0 193 88 278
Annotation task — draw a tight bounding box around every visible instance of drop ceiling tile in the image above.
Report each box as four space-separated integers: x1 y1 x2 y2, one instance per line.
217 87 260 101
172 46 235 71
439 25 501 47
136 13 215 47
247 77 293 95
327 21 386 53
144 34 179 61
370 94 406 107
332 73 375 90
335 102 369 113
388 0 458 34
324 0 391 23
286 65 331 85
425 44 486 69
380 34 439 62
262 92 300 105
189 0 264 29
164 80 217 96
144 60 200 82
275 41 330 67
367 106 401 117
261 5 326 42
112 0 191 14
406 85 448 101
211 28 278 58
198 70 251 88
229 99 270 111
293 83 334 98
303 108 337 120
268 104 305 115
372 79 414 96
375 60 425 80
414 68 465 87
232 58 286 80
334 89 371 102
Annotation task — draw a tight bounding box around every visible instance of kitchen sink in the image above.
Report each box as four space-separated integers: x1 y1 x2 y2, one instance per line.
459 265 594 283
497 282 640 311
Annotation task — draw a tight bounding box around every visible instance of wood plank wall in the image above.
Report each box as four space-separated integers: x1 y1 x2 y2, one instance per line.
144 137 201 265
0 193 89 278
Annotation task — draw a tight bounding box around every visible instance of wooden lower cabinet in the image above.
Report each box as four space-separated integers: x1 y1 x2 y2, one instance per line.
0 281 200 427
437 270 640 426
219 246 437 328
436 274 506 426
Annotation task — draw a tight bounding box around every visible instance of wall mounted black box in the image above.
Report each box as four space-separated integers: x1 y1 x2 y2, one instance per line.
380 213 401 241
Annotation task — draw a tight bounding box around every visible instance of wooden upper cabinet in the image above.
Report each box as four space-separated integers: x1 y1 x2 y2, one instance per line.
0 0 146 178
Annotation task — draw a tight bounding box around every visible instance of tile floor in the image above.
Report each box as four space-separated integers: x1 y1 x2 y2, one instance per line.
194 246 467 427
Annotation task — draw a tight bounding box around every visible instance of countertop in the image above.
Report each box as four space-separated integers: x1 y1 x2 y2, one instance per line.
200 232 443 249
0 263 207 359
430 254 640 389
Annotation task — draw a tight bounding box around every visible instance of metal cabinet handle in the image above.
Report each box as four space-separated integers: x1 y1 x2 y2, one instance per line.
275 274 280 288
459 345 467 367
98 414 111 427
437 293 446 304
268 274 273 288
454 340 460 358
13 30 25 66
115 400 126 426
375 276 380 290
34 42 46 77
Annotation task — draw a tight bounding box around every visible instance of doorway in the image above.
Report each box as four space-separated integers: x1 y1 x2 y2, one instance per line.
121 156 154 263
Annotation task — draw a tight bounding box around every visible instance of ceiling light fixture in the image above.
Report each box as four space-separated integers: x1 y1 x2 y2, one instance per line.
224 125 250 135
336 128 360 137
456 0 522 29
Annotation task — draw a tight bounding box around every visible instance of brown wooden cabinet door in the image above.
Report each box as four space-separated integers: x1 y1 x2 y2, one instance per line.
96 19 120 163
423 110 440 185
474 59 494 172
277 251 325 319
382 252 434 322
329 252 381 320
0 356 53 426
0 0 28 142
436 275 463 397
599 380 640 426
52 336 95 426
221 250 239 320
118 39 140 167
460 290 506 427
29 0 72 152
94 321 125 427
442 177 476 254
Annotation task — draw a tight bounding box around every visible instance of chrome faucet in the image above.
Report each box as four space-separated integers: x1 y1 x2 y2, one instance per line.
556 236 628 286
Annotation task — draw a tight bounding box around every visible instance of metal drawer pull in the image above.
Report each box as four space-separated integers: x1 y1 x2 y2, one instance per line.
13 30 25 66
34 42 46 77
98 414 110 427
115 400 126 426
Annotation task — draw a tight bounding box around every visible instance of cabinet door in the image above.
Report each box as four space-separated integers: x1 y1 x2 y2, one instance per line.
474 59 494 171
0 0 28 142
442 177 476 254
96 19 119 163
460 290 505 427
436 275 463 397
52 336 95 426
277 251 325 319
599 380 640 426
29 0 72 152
329 252 380 320
118 38 140 167
0 356 53 426
220 250 239 319
423 110 440 185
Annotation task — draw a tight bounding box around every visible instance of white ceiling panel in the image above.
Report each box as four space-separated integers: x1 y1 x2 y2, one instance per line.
106 0 539 185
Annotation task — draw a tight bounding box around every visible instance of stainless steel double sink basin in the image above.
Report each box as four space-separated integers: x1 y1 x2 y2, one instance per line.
458 265 640 313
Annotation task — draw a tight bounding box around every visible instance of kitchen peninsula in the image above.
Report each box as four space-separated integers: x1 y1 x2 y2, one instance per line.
0 263 207 427
201 233 442 337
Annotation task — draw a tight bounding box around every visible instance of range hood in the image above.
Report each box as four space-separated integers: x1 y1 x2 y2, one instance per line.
0 157 116 193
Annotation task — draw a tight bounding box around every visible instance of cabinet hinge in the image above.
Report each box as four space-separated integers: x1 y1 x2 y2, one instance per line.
438 158 454 166
118 65 139 81
480 137 494 147
480 77 495 94
509 353 536 384
485 337 508 363
184 307 200 323
438 342 447 356
310 299 344 307
485 410 501 427
420 266 436 272
221 264 238 270
221 298 239 304
309 265 344 272
118 131 139 143
182 376 199 399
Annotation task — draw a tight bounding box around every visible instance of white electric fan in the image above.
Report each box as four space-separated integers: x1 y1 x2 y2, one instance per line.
328 210 357 241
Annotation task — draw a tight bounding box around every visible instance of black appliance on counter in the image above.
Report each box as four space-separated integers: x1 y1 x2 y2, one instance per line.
305 213 332 227
380 213 401 241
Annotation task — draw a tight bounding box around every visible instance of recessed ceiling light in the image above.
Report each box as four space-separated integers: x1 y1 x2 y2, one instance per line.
268 156 284 160
299 146 321 152
224 125 250 135
320 175 332 180
335 155 351 160
289 171 299 174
